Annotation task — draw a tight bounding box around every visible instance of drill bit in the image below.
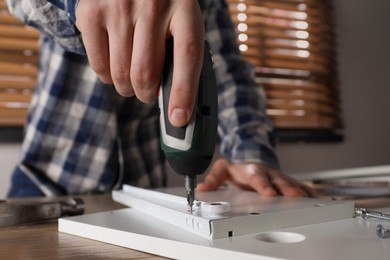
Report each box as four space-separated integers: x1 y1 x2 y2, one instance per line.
185 175 196 214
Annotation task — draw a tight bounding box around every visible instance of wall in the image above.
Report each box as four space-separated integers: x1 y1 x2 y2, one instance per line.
1 0 390 197
0 144 20 197
277 0 390 174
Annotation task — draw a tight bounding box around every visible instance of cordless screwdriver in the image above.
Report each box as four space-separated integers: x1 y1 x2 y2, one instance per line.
158 38 218 213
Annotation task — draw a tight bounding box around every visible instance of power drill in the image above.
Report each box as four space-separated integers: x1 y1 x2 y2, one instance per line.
158 38 218 213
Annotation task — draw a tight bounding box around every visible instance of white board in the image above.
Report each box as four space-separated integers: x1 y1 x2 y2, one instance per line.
58 187 390 259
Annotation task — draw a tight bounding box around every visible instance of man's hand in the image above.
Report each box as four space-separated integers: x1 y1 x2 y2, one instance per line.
75 0 204 127
197 159 315 197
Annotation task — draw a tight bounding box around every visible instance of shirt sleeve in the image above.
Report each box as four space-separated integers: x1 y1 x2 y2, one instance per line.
201 0 280 170
5 0 85 54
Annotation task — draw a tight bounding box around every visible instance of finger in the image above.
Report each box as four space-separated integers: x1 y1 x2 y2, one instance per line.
107 18 134 96
270 177 308 197
284 177 317 197
244 163 309 197
234 164 277 196
246 172 278 197
197 160 230 191
131 5 166 103
168 3 205 127
300 182 318 197
76 10 112 84
269 172 315 197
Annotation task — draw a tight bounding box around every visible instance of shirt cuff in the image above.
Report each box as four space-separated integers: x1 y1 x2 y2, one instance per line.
48 0 78 23
66 0 79 24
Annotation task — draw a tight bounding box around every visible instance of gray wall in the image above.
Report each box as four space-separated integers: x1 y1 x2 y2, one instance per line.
1 0 389 197
277 0 390 174
0 144 20 198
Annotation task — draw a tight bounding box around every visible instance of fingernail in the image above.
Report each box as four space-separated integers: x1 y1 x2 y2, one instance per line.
264 187 278 196
171 108 187 126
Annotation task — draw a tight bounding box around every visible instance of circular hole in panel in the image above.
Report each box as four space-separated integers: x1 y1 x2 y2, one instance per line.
256 232 306 244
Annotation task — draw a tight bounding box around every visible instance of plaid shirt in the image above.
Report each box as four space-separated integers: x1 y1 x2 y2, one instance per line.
6 0 279 196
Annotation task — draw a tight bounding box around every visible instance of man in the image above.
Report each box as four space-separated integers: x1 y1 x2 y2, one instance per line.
6 0 310 197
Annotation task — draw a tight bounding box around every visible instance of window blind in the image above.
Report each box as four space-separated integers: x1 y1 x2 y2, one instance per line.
1 0 341 135
226 0 342 131
0 0 38 126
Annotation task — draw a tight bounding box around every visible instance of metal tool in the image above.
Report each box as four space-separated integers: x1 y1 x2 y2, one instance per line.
0 198 85 227
158 39 218 213
355 208 390 221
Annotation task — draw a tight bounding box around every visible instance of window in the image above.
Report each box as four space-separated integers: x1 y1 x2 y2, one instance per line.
0 0 342 142
0 0 38 128
226 0 342 141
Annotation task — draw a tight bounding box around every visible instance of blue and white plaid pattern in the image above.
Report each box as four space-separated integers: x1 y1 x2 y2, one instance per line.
6 0 279 196
17 36 166 196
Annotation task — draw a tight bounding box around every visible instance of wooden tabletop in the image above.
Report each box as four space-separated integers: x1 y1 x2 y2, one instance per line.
0 195 166 260
1 193 388 260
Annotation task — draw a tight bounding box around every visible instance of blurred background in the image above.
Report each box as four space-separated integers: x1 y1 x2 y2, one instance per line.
1 0 390 198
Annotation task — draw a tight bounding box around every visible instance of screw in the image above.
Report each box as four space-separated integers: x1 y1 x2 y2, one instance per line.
355 208 390 221
376 225 390 238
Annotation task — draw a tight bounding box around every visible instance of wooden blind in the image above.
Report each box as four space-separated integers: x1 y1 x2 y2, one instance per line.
226 0 341 130
0 0 341 131
0 0 39 126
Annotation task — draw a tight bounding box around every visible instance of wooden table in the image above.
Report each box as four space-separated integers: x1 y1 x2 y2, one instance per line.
0 195 165 259
1 193 389 260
